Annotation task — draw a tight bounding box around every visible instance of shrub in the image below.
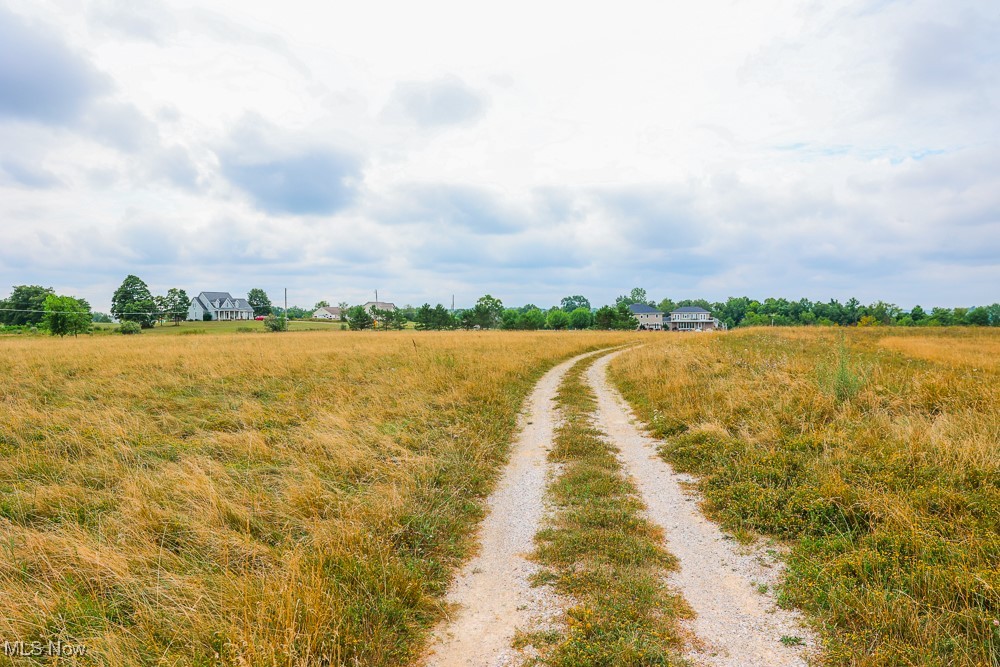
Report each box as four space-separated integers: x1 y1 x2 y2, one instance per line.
263 315 288 332
203 312 213 321
118 321 141 335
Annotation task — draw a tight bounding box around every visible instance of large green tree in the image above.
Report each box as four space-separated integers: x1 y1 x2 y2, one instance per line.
111 275 156 328
519 308 546 330
615 287 653 307
43 294 91 337
560 295 591 313
164 288 189 325
0 285 54 326
346 305 374 330
569 307 593 329
247 288 272 317
546 309 570 330
469 294 504 329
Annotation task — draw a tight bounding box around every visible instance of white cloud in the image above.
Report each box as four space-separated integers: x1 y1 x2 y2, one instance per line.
0 0 997 312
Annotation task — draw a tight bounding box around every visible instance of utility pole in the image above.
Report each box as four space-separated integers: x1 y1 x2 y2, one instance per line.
284 288 288 319
375 289 378 303
451 294 455 313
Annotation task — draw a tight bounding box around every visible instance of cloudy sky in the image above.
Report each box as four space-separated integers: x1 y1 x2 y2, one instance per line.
1 0 997 312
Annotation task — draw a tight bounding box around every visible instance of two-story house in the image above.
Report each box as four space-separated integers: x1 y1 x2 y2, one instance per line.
187 292 255 321
628 303 664 330
667 306 726 331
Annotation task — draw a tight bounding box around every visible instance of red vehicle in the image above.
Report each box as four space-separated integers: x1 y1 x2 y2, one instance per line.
255 315 266 320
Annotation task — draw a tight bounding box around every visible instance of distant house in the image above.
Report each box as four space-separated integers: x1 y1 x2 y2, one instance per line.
313 306 342 320
187 292 255 321
667 306 727 331
362 301 397 314
628 303 664 330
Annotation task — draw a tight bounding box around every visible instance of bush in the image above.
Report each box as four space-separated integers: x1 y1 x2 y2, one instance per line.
118 321 141 335
203 312 213 321
263 315 288 332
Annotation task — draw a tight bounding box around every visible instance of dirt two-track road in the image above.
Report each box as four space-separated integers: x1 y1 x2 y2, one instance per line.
423 347 814 667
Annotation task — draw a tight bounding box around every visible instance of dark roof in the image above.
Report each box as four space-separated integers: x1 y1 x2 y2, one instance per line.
628 303 662 314
671 306 710 313
196 292 254 312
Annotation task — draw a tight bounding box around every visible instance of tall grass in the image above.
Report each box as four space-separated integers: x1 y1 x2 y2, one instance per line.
0 330 635 665
609 327 1000 666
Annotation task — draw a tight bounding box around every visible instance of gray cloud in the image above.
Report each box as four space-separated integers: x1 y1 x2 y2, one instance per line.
379 184 526 233
386 76 488 127
0 158 62 189
0 7 110 124
218 118 362 216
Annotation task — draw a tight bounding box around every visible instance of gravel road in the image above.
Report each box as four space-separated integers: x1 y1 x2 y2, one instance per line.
586 351 815 667
422 349 609 667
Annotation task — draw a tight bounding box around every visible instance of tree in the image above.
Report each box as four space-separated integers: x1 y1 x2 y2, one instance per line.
560 295 591 313
656 297 677 315
111 275 156 328
247 288 272 317
909 305 926 322
615 303 639 329
569 307 593 329
519 308 546 330
164 288 189 325
314 300 330 309
91 312 113 323
501 308 521 330
594 304 639 330
415 303 455 330
966 306 990 326
372 307 406 330
0 285 54 326
346 305 374 330
546 309 570 330
615 287 653 307
470 294 504 329
43 294 91 337
153 295 169 327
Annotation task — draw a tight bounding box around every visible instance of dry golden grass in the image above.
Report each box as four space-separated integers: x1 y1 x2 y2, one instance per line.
0 330 636 666
879 330 1000 370
609 327 1000 666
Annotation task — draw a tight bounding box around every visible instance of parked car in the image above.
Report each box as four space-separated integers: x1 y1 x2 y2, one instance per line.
255 315 266 320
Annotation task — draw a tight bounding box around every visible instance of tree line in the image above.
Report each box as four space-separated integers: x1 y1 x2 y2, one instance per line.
3 279 998 337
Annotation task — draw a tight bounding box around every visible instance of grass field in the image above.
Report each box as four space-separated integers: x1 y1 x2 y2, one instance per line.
0 330 636 665
86 319 349 335
610 327 1000 666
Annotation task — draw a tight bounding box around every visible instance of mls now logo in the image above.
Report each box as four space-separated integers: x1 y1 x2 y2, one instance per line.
3 640 87 657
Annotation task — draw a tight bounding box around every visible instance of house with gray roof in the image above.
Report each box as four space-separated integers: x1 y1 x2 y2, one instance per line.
628 303 664 330
312 306 342 320
362 301 397 314
187 292 255 321
667 306 727 331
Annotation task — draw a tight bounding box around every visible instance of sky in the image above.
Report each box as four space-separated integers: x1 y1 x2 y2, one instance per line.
0 0 997 312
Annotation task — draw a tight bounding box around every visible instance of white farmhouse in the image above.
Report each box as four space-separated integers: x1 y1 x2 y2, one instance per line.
667 306 727 331
312 306 342 320
187 292 255 321
362 301 397 314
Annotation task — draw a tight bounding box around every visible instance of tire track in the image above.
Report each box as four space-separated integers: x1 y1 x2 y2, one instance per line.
422 348 612 667
586 350 815 667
